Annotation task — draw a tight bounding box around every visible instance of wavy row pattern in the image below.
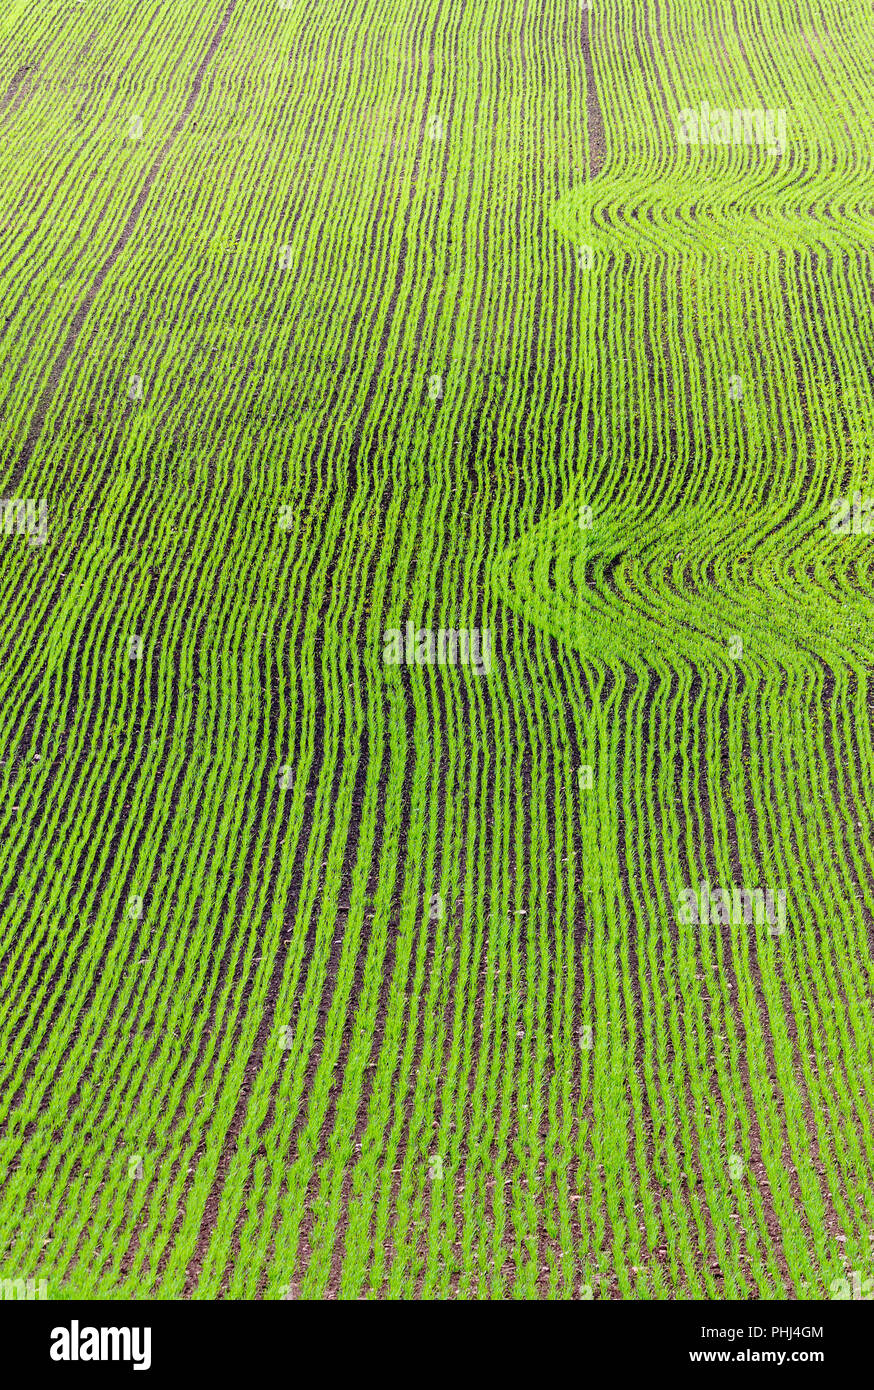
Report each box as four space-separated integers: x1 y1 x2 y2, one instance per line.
0 0 872 1298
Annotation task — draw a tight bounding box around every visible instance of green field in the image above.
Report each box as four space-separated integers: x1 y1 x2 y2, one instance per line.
1 0 873 1300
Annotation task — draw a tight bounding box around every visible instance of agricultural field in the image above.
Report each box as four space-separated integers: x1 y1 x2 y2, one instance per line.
0 0 873 1304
